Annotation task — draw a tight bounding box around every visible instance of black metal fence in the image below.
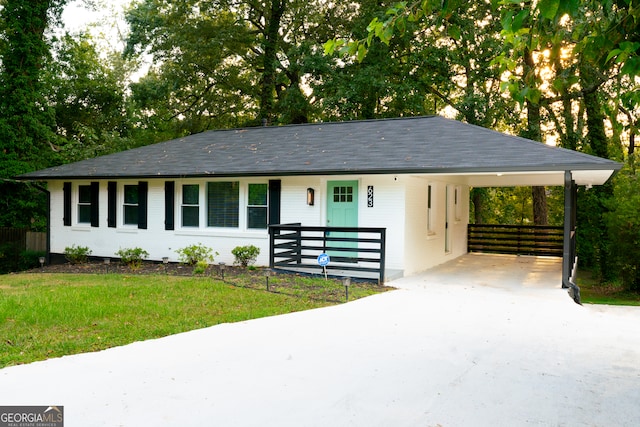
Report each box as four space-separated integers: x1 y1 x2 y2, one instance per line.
468 224 564 257
268 224 386 283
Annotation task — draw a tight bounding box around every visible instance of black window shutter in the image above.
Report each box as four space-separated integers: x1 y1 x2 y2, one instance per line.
268 179 281 225
107 181 117 228
63 182 72 226
138 181 148 229
165 181 175 230
90 182 100 227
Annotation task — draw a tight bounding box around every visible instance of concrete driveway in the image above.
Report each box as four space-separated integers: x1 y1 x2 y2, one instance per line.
1 254 639 426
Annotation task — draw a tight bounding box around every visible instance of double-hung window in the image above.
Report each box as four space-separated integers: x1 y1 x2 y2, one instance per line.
78 185 92 224
182 184 200 227
247 183 268 229
123 185 139 225
207 181 239 228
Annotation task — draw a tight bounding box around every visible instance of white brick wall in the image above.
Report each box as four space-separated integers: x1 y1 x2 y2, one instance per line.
47 174 470 275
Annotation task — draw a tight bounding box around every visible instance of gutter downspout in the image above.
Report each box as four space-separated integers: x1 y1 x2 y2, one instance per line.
31 183 51 265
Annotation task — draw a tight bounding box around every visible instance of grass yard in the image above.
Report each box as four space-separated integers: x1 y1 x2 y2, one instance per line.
578 281 640 306
0 272 389 368
577 272 640 306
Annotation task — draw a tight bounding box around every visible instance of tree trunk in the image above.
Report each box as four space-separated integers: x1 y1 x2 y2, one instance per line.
471 188 488 224
583 90 609 159
532 186 548 225
523 47 548 225
580 62 613 278
259 0 285 124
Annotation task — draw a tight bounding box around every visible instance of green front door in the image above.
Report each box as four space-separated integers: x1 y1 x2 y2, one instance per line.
327 180 358 260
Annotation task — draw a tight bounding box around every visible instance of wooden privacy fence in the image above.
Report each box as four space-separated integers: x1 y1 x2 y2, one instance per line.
268 224 386 283
468 224 563 257
0 227 46 252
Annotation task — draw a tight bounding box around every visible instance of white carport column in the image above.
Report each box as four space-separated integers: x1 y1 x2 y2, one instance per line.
562 170 580 303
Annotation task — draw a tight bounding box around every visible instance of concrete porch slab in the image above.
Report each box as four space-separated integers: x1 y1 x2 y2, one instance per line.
395 253 563 292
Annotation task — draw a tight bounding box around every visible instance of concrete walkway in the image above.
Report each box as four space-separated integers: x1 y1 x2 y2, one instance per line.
1 254 639 426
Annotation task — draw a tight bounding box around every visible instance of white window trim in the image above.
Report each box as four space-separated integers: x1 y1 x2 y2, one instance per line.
71 181 93 228
247 182 269 230
174 179 270 233
180 183 200 228
120 181 139 228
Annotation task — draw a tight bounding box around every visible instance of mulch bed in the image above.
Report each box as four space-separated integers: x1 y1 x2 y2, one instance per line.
29 259 238 277
25 260 393 303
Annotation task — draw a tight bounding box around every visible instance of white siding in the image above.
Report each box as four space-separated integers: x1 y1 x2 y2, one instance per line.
403 177 470 275
47 174 469 276
50 179 272 266
280 176 324 226
359 175 406 271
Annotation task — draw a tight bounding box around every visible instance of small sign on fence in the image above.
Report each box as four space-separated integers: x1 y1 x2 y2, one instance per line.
317 253 330 267
317 253 330 280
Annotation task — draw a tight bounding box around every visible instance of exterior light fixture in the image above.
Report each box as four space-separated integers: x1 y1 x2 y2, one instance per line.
162 257 169 274
342 277 351 301
264 268 272 291
219 262 226 280
307 188 315 206
39 256 45 271
104 258 111 274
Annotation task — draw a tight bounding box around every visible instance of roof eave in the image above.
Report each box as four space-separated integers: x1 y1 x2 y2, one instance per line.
14 162 622 183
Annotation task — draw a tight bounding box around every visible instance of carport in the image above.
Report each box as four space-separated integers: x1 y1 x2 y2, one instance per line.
458 169 585 299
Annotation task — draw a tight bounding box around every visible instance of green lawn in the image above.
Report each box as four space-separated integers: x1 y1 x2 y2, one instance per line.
577 274 640 306
0 273 387 368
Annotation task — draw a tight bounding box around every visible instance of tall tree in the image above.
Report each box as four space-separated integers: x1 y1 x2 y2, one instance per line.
124 0 353 132
44 32 136 163
0 0 68 228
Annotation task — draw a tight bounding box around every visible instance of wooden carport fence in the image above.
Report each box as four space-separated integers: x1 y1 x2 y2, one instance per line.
467 224 564 257
0 227 46 252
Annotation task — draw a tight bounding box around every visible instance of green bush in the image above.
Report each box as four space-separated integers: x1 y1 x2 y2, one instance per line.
193 260 209 275
115 247 149 270
19 250 46 271
232 245 260 267
65 245 92 264
0 244 44 274
605 165 640 291
175 243 217 266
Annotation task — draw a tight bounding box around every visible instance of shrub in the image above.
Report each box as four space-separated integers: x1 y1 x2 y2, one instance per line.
65 245 92 264
232 245 260 267
193 260 209 275
175 243 217 266
19 250 46 271
0 244 44 274
115 247 149 270
605 165 640 291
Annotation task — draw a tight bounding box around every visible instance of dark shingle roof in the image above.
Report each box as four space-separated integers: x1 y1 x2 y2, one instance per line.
16 115 621 180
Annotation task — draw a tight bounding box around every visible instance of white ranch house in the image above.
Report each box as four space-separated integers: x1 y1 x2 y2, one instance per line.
17 116 620 286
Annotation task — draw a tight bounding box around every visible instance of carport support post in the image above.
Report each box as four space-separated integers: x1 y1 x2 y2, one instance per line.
562 171 580 304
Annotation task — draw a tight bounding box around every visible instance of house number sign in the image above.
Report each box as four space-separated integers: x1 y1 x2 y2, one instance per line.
367 186 374 207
